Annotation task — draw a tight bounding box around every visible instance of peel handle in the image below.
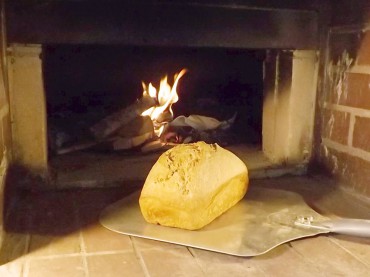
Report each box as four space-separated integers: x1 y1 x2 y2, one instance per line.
323 219 370 237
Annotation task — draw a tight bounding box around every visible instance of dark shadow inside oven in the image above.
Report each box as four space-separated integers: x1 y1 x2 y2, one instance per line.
43 45 264 153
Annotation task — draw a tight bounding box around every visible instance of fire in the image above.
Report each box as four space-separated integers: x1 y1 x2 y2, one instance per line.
141 69 187 136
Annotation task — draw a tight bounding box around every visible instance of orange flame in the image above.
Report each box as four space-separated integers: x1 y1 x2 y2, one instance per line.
142 69 187 136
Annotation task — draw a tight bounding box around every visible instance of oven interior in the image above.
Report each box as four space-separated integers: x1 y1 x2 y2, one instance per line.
44 45 264 150
42 45 286 188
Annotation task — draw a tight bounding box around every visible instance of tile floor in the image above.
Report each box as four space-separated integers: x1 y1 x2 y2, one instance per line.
1 175 370 276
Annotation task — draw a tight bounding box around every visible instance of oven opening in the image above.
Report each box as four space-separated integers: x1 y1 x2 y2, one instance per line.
6 1 319 187
43 45 270 187
44 45 264 149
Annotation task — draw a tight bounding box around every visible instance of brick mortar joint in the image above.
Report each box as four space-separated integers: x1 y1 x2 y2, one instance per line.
348 114 355 147
348 65 370 74
323 102 370 118
322 138 370 162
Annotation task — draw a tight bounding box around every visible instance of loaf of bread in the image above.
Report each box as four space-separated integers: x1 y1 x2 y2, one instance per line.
139 141 249 230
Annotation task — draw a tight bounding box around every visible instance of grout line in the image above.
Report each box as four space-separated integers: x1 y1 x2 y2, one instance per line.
348 113 355 147
21 234 31 277
78 230 89 277
328 237 370 268
288 241 326 274
20 220 31 277
22 259 30 277
24 234 31 254
83 249 135 256
73 194 89 277
27 253 83 260
130 236 151 277
186 247 206 275
26 250 136 260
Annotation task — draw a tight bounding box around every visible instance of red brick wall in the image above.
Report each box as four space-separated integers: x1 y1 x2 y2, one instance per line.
317 27 370 198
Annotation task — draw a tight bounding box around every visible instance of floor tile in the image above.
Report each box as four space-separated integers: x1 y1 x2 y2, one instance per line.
0 259 24 277
140 247 204 277
81 223 132 253
27 256 85 277
76 188 137 226
28 231 81 257
2 175 370 277
0 232 28 265
5 190 78 235
291 235 369 276
251 243 324 276
87 253 144 277
190 248 264 277
331 235 370 266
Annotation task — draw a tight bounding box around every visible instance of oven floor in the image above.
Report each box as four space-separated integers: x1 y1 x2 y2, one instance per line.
49 144 306 189
1 175 369 276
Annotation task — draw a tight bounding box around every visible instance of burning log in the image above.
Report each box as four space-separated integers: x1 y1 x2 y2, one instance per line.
52 69 188 155
112 132 153 150
90 92 156 140
90 68 186 141
111 115 154 150
59 116 154 154
66 68 187 154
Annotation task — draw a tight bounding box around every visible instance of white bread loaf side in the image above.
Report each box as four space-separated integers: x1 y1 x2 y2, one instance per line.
139 141 249 230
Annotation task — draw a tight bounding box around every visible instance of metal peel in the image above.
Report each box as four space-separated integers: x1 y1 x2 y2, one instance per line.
100 187 332 257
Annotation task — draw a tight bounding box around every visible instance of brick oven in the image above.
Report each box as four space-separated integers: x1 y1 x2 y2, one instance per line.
3 1 320 186
0 0 369 276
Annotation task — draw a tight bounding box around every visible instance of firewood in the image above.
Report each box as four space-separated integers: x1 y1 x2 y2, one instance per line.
90 93 156 140
112 116 154 150
112 131 153 150
116 115 154 137
141 140 166 153
56 140 101 155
